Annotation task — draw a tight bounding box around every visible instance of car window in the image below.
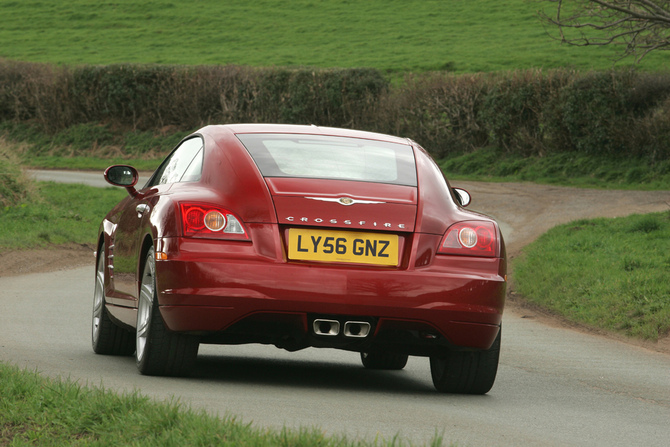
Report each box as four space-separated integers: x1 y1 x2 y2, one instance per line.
180 147 203 182
148 137 204 187
237 134 417 187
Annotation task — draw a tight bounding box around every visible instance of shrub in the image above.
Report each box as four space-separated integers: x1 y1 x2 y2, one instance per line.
378 72 492 158
549 71 633 156
477 70 575 155
253 67 387 127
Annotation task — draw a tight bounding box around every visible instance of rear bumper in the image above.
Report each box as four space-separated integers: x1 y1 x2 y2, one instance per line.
155 236 506 351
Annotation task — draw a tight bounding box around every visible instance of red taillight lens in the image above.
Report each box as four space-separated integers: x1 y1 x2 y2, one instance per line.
184 206 206 231
180 203 248 240
438 221 497 257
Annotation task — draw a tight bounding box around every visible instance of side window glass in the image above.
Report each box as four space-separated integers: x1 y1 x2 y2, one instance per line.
149 137 204 187
180 147 203 183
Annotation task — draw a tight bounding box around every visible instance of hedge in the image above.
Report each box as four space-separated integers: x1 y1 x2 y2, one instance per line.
1 59 669 161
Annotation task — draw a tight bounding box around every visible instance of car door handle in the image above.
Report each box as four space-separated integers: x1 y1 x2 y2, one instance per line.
135 204 150 217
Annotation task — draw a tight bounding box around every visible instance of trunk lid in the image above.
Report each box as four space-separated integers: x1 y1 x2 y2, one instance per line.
266 178 417 232
267 178 417 267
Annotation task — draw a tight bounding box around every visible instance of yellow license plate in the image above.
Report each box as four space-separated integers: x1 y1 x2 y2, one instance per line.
288 228 398 266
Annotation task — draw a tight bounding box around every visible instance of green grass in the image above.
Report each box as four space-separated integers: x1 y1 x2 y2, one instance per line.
1 0 669 73
0 182 126 250
1 363 430 447
440 147 670 190
0 143 36 207
0 122 184 172
513 212 670 341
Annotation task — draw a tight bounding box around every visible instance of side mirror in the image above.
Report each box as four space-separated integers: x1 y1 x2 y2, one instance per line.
104 165 140 196
452 187 471 207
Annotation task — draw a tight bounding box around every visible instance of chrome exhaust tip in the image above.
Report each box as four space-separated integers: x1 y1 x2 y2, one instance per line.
313 319 340 336
343 321 371 338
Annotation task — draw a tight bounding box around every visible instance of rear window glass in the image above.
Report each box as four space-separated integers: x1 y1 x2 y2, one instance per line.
237 134 417 186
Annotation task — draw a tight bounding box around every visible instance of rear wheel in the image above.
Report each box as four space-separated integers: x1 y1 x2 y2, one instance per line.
430 327 501 394
91 246 134 355
136 247 199 376
360 351 408 370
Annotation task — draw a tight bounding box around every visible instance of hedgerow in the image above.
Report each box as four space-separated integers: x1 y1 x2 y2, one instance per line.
1 60 669 161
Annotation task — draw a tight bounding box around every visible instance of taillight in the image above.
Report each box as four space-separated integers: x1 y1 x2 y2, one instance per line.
438 221 497 257
180 203 249 240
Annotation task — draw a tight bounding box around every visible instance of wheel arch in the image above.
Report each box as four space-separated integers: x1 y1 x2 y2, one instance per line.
95 233 105 265
138 233 155 285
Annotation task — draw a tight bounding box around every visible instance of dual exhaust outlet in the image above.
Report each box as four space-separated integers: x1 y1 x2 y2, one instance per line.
313 319 371 338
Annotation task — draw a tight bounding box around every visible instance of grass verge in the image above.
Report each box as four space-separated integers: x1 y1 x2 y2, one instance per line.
1 363 431 446
440 147 670 191
0 182 126 250
0 122 183 172
512 212 670 341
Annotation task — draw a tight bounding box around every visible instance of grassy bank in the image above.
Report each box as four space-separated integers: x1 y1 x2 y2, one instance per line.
513 212 670 341
1 363 428 447
0 122 185 172
0 182 126 250
441 148 670 191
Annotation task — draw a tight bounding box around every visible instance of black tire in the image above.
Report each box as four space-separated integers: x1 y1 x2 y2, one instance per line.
430 327 501 394
136 247 199 376
360 351 409 370
91 246 135 356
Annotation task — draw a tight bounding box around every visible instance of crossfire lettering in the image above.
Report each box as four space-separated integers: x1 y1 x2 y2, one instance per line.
285 216 406 229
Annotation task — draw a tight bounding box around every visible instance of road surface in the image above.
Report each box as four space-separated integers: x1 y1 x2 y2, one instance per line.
1 171 668 446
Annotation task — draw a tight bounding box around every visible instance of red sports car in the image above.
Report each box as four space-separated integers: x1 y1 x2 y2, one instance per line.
92 124 506 394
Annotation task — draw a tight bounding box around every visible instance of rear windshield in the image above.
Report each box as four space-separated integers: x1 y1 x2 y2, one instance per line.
237 134 417 187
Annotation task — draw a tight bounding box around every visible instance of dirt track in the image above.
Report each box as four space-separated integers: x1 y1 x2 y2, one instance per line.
457 181 669 256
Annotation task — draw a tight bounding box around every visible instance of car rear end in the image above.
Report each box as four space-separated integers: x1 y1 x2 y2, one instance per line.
155 125 506 357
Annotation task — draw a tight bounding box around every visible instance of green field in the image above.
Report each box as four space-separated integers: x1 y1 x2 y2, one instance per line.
1 0 668 73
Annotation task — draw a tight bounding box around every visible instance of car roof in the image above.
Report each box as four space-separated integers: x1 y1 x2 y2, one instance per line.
199 124 411 146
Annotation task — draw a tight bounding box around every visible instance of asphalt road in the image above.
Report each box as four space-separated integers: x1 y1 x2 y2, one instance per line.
2 171 669 446
28 169 152 189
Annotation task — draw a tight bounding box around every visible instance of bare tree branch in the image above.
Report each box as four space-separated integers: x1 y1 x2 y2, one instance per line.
540 0 670 62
